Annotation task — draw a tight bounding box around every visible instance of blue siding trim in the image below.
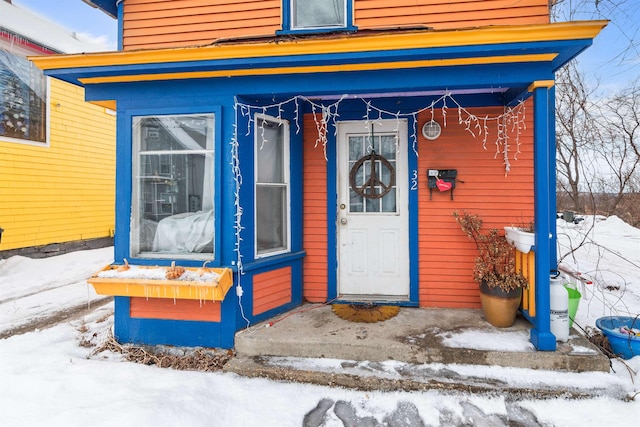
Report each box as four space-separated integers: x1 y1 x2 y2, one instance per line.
242 259 305 326
114 99 226 268
113 297 236 349
326 122 338 301
83 62 554 108
113 110 131 263
279 0 355 34
90 0 118 18
45 39 593 88
407 114 420 304
117 1 123 51
323 104 419 304
530 86 556 351
548 86 558 269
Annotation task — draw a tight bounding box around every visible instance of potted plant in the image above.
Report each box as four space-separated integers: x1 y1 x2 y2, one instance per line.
453 210 529 327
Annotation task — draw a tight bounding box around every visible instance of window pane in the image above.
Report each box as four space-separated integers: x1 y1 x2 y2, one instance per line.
132 114 215 258
256 119 284 183
293 0 345 29
0 49 46 143
256 186 286 253
255 116 289 256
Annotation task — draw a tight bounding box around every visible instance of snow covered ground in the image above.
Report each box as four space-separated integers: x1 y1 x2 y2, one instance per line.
0 216 639 426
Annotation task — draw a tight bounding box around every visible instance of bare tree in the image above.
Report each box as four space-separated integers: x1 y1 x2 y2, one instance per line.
552 0 639 224
594 81 640 224
555 62 600 213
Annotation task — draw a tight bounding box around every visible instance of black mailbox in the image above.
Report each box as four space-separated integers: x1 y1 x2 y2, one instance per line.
427 169 457 200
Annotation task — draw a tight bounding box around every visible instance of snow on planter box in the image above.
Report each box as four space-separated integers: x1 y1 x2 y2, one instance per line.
88 263 233 302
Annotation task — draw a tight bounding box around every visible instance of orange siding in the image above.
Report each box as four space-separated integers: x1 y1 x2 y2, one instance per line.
130 297 221 321
417 100 535 308
355 0 549 30
303 114 329 302
122 0 281 50
121 0 549 50
253 267 292 315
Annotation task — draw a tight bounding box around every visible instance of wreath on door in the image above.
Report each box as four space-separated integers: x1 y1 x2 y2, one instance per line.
349 150 395 199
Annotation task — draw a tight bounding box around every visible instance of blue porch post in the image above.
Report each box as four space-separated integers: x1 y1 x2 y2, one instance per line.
548 85 558 269
529 81 557 351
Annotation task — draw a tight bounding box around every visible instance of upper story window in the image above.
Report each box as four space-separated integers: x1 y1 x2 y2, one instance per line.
0 48 48 145
282 0 355 33
131 114 215 260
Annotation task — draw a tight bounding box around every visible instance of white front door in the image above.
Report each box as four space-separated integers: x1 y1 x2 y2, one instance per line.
337 120 409 300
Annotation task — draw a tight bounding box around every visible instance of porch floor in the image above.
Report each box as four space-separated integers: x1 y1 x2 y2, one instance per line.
225 304 612 394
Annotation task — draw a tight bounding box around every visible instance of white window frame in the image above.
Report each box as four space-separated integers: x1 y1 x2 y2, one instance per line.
0 47 50 147
130 113 215 260
254 114 291 258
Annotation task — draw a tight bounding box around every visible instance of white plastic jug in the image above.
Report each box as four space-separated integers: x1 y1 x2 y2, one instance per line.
550 275 569 342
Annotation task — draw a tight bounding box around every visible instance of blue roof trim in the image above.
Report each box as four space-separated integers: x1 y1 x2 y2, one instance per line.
84 0 118 18
42 38 592 87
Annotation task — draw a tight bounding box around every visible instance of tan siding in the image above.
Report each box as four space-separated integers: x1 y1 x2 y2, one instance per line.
417 100 535 308
0 79 116 251
121 0 549 50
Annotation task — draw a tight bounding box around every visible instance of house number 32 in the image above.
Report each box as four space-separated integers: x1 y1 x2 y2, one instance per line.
411 170 418 190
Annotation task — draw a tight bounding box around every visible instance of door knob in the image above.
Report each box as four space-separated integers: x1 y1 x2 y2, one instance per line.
340 218 348 225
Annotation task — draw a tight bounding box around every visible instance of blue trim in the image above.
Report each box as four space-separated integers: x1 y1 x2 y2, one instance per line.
82 62 554 109
239 259 305 326
548 85 558 269
114 101 225 267
113 294 238 349
530 85 556 351
241 251 306 273
113 111 131 263
279 0 355 34
407 114 420 304
90 0 118 18
324 104 418 304
45 39 590 89
276 27 358 36
326 121 338 301
117 1 123 51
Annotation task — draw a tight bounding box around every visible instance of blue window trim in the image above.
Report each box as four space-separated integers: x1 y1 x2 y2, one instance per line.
278 0 357 35
115 104 223 268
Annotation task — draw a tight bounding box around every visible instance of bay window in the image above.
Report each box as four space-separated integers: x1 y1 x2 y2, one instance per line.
131 114 215 259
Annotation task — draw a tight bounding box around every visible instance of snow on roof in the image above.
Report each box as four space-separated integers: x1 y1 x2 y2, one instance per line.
0 1 111 54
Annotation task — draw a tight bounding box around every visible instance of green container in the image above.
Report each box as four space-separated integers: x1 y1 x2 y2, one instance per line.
565 285 581 328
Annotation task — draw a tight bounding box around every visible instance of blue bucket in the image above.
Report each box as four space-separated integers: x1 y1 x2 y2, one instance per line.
596 316 640 359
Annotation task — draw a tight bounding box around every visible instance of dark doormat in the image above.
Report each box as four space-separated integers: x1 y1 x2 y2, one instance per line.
332 303 400 323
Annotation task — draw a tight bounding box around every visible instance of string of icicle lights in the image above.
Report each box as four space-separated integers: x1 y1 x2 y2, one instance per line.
231 93 526 326
235 92 526 172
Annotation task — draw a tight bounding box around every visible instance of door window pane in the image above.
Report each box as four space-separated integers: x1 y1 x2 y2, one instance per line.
348 132 397 213
131 114 215 258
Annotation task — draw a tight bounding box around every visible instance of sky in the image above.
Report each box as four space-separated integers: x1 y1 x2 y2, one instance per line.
0 216 639 426
553 0 640 94
12 0 118 51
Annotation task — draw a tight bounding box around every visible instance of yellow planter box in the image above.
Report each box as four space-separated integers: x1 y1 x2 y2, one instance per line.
88 265 233 302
